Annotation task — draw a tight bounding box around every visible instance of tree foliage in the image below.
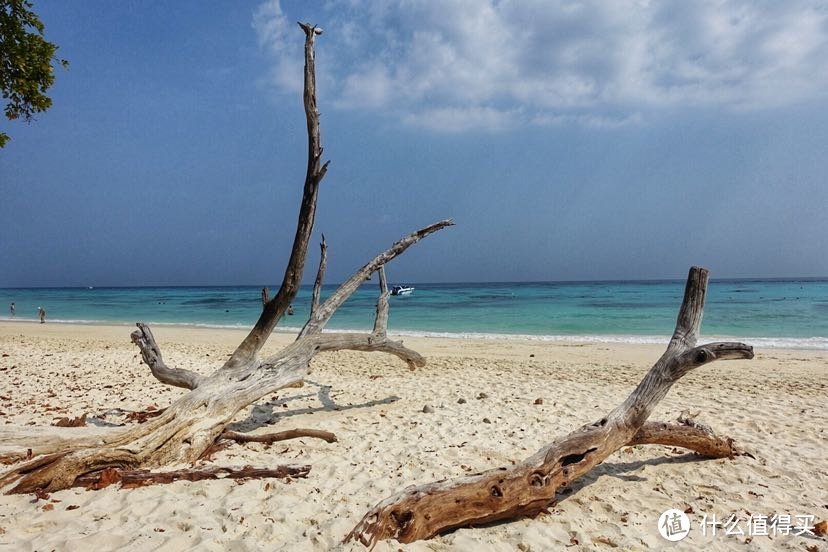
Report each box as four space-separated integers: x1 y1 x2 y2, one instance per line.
0 0 67 147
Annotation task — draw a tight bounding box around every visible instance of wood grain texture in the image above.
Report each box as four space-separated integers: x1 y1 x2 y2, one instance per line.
346 267 754 546
0 23 448 496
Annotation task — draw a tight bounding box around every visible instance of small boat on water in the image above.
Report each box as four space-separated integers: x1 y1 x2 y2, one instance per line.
390 285 414 296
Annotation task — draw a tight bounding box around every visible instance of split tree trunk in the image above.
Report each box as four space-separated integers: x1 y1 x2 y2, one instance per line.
346 267 753 546
0 23 451 494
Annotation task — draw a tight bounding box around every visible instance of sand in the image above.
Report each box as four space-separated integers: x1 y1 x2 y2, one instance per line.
0 321 825 551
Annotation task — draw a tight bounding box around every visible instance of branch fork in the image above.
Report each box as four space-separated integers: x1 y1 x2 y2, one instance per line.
345 267 754 546
0 21 450 496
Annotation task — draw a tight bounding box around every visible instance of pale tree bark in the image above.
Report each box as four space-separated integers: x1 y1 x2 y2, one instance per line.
346 267 753 547
0 22 451 495
310 235 327 318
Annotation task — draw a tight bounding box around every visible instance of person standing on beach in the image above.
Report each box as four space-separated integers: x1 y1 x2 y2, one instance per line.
9 303 14 317
37 306 46 323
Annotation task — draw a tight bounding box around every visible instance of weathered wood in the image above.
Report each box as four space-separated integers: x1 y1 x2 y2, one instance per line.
0 24 449 496
224 22 329 371
222 428 337 444
0 425 119 465
308 332 424 370
310 235 327 318
346 267 754 546
372 266 390 337
74 464 311 490
630 420 742 459
298 219 454 338
131 323 203 390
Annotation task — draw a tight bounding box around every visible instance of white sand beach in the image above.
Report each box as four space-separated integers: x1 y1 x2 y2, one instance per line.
0 321 825 551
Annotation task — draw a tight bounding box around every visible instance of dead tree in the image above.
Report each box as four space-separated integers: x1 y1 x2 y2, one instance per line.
346 267 753 546
0 23 451 494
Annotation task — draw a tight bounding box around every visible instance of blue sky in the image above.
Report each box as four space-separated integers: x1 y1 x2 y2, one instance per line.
1 0 827 286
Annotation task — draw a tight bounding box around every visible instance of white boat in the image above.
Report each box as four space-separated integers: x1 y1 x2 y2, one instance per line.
390 285 414 296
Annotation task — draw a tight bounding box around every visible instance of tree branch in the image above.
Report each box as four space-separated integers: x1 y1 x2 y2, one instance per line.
221 428 337 444
311 332 425 370
224 22 328 369
130 323 203 390
73 464 311 490
310 235 328 319
345 266 754 546
299 219 453 338
630 420 742 459
372 266 390 337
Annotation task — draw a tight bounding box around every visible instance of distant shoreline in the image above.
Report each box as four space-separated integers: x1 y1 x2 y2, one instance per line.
2 319 826 351
2 279 826 350
2 276 828 290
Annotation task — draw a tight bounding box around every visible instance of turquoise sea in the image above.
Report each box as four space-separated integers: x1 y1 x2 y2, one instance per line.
1 279 827 349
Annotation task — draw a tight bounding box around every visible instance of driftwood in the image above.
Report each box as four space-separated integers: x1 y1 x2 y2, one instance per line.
0 23 450 494
221 428 338 445
346 267 753 546
74 464 311 491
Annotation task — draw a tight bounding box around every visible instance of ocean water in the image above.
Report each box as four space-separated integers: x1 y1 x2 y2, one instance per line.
1 279 827 349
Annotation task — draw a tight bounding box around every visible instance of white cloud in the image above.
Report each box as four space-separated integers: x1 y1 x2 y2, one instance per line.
255 0 828 131
402 106 521 132
252 0 304 94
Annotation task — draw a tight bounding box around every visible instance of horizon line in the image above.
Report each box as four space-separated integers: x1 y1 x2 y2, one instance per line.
2 275 827 290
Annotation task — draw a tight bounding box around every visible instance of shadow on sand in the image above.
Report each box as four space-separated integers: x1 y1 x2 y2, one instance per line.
227 379 400 433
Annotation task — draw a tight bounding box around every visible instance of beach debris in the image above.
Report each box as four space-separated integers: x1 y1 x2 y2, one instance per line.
72 464 311 491
197 440 233 462
0 22 452 501
346 267 754 546
477 392 489 400
814 519 827 536
533 398 543 405
457 398 467 404
221 428 337 445
125 407 165 424
51 413 87 427
482 417 491 424
422 405 435 414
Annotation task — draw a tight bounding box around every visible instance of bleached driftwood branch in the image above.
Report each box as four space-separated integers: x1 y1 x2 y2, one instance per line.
346 267 753 546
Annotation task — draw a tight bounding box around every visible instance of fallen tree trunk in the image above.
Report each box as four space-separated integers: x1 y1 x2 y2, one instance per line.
0 23 451 495
346 267 753 546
